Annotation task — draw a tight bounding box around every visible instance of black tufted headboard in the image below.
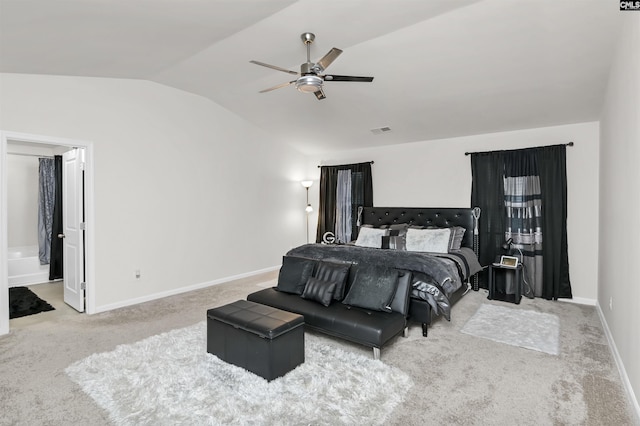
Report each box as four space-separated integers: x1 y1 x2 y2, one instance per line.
360 207 479 249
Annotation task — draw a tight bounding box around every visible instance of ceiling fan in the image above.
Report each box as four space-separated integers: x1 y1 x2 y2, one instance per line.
250 32 374 100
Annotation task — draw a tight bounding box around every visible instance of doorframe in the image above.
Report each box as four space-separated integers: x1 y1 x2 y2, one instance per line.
0 131 96 335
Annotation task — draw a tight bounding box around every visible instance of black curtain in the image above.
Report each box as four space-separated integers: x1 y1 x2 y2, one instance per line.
471 145 571 299
316 162 373 243
471 151 505 288
537 145 572 299
49 155 63 280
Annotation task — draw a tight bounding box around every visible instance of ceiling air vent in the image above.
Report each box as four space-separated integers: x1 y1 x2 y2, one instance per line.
370 126 392 135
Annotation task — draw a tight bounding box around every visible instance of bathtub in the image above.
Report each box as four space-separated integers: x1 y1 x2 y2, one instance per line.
8 246 52 287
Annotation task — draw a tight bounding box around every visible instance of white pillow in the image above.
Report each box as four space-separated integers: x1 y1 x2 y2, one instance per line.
406 228 451 253
354 227 387 248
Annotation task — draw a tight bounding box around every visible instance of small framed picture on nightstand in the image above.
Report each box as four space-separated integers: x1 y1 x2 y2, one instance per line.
499 255 519 268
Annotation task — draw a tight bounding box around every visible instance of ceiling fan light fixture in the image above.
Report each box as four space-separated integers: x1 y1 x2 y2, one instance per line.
295 75 323 93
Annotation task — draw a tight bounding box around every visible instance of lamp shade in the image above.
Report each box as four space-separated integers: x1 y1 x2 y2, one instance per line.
301 180 313 188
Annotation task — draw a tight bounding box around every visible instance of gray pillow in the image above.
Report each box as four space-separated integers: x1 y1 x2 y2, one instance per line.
449 226 466 250
276 256 316 294
354 226 386 248
425 226 467 251
342 265 399 312
301 277 337 307
406 228 451 253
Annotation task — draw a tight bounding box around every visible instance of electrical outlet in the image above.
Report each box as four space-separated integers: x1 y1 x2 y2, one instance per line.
135 269 141 279
609 297 613 311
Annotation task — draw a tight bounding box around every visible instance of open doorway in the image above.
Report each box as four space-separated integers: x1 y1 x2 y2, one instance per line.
1 131 95 335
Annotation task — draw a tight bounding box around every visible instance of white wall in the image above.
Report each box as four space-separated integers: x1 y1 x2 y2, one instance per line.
0 73 308 310
598 14 640 416
6 155 39 247
311 121 600 301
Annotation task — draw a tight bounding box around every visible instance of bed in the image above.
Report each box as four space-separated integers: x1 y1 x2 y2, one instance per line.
286 207 482 336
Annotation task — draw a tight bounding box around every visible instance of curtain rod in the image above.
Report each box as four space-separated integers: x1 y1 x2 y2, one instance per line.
464 141 573 156
317 160 374 168
7 152 54 159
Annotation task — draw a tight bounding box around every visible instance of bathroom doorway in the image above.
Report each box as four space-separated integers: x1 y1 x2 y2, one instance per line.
1 131 96 335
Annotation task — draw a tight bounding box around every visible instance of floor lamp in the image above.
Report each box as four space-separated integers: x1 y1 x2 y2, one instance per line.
301 180 313 243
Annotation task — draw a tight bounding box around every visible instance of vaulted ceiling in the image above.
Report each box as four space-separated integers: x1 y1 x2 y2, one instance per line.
0 0 622 154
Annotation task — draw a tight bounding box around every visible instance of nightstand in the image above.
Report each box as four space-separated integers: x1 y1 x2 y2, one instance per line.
487 263 523 304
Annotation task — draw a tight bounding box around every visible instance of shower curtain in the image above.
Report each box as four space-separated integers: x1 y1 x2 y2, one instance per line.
38 158 55 265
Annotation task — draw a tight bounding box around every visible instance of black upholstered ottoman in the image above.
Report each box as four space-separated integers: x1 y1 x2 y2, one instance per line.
207 300 304 381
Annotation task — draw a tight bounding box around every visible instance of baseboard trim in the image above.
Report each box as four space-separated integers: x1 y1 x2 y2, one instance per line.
93 266 279 314
596 302 640 424
557 296 596 306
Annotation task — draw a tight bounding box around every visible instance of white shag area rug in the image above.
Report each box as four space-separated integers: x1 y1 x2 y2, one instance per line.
66 322 412 426
461 303 560 355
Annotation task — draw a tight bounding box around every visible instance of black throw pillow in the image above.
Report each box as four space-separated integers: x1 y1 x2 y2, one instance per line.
301 277 337 307
313 260 351 301
389 270 412 315
342 265 399 312
381 235 406 250
276 256 317 295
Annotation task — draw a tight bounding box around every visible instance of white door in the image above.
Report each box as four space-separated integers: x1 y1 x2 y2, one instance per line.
62 148 85 312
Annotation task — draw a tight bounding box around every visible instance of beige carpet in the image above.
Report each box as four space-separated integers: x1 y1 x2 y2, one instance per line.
0 274 636 425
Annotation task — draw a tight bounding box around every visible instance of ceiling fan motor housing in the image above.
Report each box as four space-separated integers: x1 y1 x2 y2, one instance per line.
300 62 316 74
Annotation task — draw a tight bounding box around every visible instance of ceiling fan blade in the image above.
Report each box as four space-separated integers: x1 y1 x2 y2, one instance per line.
323 74 374 82
315 48 343 72
259 80 295 93
314 88 326 100
250 60 299 75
